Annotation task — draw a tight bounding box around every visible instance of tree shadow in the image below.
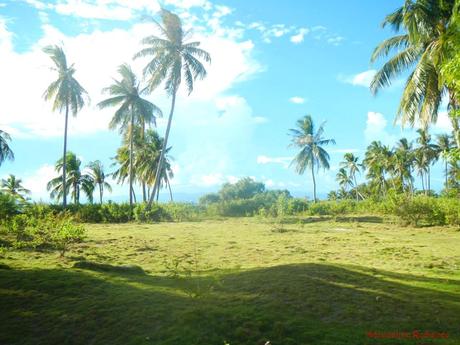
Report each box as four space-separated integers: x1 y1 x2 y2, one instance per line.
0 263 459 345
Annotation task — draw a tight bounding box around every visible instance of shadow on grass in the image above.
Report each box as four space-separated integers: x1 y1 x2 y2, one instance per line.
0 263 459 345
334 216 383 223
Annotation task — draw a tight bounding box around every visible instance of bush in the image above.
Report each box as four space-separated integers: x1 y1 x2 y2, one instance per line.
133 203 171 222
99 202 132 223
2 212 85 255
438 198 460 227
0 193 20 220
386 195 444 227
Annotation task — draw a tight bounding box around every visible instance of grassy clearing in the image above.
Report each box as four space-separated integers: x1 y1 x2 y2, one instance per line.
1 217 460 344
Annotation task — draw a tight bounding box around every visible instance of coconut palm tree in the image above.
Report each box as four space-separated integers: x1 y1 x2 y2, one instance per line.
363 141 392 197
47 152 93 204
391 138 415 192
289 115 335 202
340 153 362 200
415 128 439 192
436 133 453 189
413 149 429 192
97 64 162 208
1 174 30 201
370 0 460 147
0 130 14 167
336 168 352 197
134 8 210 205
43 45 88 208
86 160 112 204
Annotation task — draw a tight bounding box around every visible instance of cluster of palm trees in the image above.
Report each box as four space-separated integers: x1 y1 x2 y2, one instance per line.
331 130 459 200
40 9 210 208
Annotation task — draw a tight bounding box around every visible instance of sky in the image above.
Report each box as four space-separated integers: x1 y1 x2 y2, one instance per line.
0 0 454 202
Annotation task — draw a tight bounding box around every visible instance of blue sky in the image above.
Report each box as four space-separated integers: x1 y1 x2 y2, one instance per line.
0 0 453 202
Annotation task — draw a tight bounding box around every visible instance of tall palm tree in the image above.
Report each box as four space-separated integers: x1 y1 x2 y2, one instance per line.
0 130 14 167
47 152 93 204
413 149 429 192
340 153 362 200
370 0 460 147
43 45 88 208
1 174 30 201
289 115 335 202
97 64 161 208
392 138 415 192
436 133 452 189
86 160 112 204
134 8 210 205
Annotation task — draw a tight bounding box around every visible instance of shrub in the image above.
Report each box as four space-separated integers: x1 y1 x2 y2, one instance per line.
99 202 132 223
388 195 444 227
133 203 171 223
438 198 460 227
0 193 20 220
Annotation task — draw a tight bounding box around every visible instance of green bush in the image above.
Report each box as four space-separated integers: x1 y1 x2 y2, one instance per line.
99 202 132 223
387 195 445 227
438 197 460 227
0 193 20 220
133 203 171 222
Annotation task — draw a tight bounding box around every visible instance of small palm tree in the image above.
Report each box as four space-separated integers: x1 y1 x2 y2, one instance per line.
43 45 88 208
336 168 352 197
0 130 14 167
1 174 30 201
436 134 452 189
289 115 335 202
363 141 392 197
134 8 210 205
86 160 112 204
98 64 162 208
47 152 93 204
340 153 362 200
392 138 414 193
415 128 439 192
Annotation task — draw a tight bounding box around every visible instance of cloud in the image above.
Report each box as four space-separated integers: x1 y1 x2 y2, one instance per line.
364 111 397 145
22 164 56 200
327 35 344 46
289 96 305 104
433 111 453 133
330 148 360 154
256 155 292 168
247 22 293 43
341 69 376 87
290 28 309 44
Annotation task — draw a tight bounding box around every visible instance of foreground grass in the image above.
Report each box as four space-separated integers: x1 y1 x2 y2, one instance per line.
1 217 459 344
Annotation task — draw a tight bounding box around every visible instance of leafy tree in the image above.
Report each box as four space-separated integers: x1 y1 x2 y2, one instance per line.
219 177 265 201
86 160 112 204
289 115 335 202
98 64 161 208
0 130 14 167
1 174 30 201
363 141 392 197
43 45 88 208
135 8 210 205
371 0 460 147
391 138 415 192
47 152 93 204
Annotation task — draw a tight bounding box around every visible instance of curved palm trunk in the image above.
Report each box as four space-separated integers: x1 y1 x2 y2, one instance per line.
353 174 359 201
129 106 134 209
311 163 317 202
149 90 176 206
167 177 173 202
62 101 69 208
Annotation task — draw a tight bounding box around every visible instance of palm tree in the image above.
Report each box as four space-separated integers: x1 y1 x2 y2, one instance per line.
97 64 161 208
370 0 460 147
86 160 112 204
47 152 93 204
336 168 352 197
392 138 415 192
1 174 30 201
436 133 452 189
289 115 335 202
0 130 14 167
363 141 392 197
134 8 210 205
413 149 429 192
43 45 88 208
415 128 439 192
340 153 362 200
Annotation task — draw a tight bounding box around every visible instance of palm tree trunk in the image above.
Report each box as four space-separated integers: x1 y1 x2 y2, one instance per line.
62 100 69 208
353 175 359 201
99 184 103 204
129 106 134 209
156 184 160 202
421 173 425 193
167 177 173 202
311 163 317 202
427 165 431 193
142 183 147 203
445 160 448 190
149 89 176 206
132 186 137 203
448 92 460 148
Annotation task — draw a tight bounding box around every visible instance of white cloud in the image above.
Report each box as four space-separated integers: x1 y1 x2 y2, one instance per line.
289 96 305 104
330 148 360 154
327 35 344 46
364 111 396 145
22 164 56 200
433 111 453 132
290 28 309 44
256 155 292 168
340 69 376 87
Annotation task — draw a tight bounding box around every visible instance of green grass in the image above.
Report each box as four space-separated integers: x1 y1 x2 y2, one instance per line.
1 217 460 344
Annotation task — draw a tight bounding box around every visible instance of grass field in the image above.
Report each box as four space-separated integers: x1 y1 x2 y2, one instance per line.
1 217 460 345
